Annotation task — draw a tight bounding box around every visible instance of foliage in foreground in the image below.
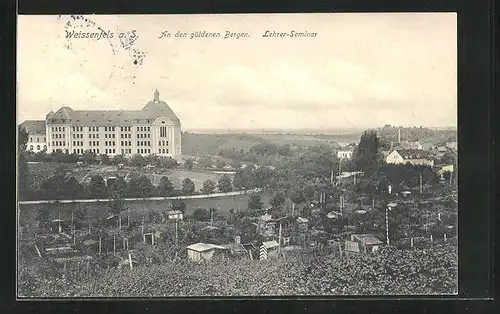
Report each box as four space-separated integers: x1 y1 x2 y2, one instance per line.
19 242 457 297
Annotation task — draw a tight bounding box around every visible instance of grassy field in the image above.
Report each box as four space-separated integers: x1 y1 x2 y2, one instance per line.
181 132 356 157
27 162 78 189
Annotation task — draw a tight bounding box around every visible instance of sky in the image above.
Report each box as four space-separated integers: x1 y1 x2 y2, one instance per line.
17 13 457 131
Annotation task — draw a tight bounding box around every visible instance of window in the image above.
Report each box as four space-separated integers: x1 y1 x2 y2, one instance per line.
137 149 140 154
166 141 169 146
137 127 140 131
97 149 100 154
137 141 140 146
63 134 65 139
51 127 54 132
29 145 33 150
44 145 47 150
160 126 167 137
113 141 115 146
89 141 92 146
36 145 40 150
166 148 169 153
113 149 115 153
128 141 131 146
147 127 150 132
159 149 161 154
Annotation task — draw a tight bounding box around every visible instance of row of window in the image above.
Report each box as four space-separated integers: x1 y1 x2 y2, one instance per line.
159 148 169 154
29 145 47 150
73 141 84 146
121 149 132 154
56 126 156 133
90 134 100 139
137 141 151 147
138 149 151 154
121 141 132 146
89 141 99 147
105 133 116 138
120 133 132 139
29 137 46 142
52 141 65 146
137 133 151 139
159 140 169 146
53 133 65 139
105 148 116 154
72 134 83 139
104 141 116 146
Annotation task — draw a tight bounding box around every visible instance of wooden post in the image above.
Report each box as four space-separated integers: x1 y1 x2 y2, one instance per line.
35 244 42 258
410 237 414 248
430 234 433 242
141 217 144 235
113 236 116 254
175 219 178 247
88 221 91 234
128 253 133 270
444 233 447 242
128 208 130 227
292 202 295 217
98 237 102 257
73 224 76 245
372 197 375 210
278 223 282 257
119 215 122 230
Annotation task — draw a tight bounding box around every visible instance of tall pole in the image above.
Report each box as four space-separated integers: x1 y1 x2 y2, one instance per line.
128 208 130 227
175 219 178 247
210 209 214 227
99 236 102 257
386 206 390 246
141 217 144 235
88 221 91 234
292 202 295 217
353 173 356 185
330 171 334 185
278 223 282 257
113 235 116 255
372 197 375 210
419 173 423 194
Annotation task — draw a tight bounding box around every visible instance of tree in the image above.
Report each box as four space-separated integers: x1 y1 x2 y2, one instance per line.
158 176 174 196
109 176 127 199
248 194 263 210
182 178 195 195
184 159 194 170
38 167 67 200
440 151 457 165
18 126 31 200
88 175 107 199
171 199 187 213
65 176 86 199
201 179 216 195
127 175 154 198
217 174 233 193
130 154 147 167
353 131 381 176
271 192 285 209
193 208 209 221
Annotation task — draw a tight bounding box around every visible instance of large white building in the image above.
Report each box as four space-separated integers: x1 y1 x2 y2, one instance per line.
21 90 182 160
19 120 47 152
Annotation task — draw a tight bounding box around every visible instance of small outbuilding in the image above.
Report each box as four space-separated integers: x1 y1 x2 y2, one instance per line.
350 234 384 254
186 243 226 262
167 210 183 220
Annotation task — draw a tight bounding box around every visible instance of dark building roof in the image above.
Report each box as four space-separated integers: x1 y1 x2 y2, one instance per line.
396 149 432 160
46 90 181 127
19 120 46 134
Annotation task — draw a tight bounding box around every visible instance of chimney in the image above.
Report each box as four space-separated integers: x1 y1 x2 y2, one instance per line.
398 128 401 143
154 89 160 102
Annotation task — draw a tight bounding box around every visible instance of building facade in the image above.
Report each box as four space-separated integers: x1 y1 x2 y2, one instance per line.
385 149 434 167
337 150 353 160
42 90 182 160
20 120 47 152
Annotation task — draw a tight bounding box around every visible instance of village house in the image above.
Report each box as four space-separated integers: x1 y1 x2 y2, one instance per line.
385 149 434 167
350 234 384 254
336 149 353 160
166 210 183 220
186 243 226 262
20 120 47 152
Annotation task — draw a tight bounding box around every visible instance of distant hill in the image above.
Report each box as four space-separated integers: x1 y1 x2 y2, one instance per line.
181 132 343 157
374 125 457 146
